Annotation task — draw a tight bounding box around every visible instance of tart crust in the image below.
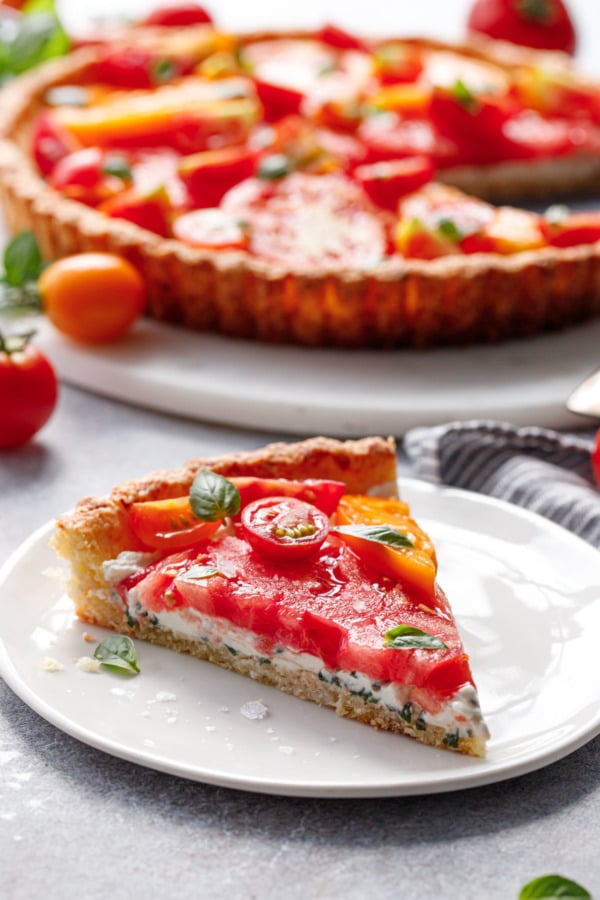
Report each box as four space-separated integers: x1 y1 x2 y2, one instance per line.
51 434 486 757
1 35 600 348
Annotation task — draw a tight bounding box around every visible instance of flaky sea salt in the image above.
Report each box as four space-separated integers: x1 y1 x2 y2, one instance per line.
240 700 269 720
75 656 101 673
155 691 177 702
40 657 63 672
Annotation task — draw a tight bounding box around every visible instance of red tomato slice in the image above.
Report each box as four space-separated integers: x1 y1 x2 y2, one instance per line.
541 211 600 248
99 188 171 237
129 497 221 550
241 497 330 563
140 3 213 27
317 23 369 53
172 208 249 250
231 477 346 516
592 431 600 487
178 145 257 207
373 42 424 86
354 156 435 211
32 112 79 177
254 78 305 122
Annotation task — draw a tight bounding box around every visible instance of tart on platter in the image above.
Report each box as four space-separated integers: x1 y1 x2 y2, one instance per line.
52 435 489 757
1 15 600 347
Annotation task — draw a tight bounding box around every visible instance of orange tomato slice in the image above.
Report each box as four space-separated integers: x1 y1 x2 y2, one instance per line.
129 497 221 550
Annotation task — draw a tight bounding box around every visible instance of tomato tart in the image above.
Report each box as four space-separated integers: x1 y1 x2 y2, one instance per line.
52 436 489 757
1 14 600 346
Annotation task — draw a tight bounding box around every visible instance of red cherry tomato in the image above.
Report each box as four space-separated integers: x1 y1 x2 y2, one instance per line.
254 78 304 123
592 431 600 487
129 498 221 550
241 497 330 563
541 210 600 247
32 112 78 178
140 3 213 27
0 333 58 450
99 188 171 237
38 253 147 344
467 0 576 54
354 156 435 211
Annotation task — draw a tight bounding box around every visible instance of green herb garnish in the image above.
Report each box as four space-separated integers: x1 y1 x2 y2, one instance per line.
2 231 44 287
93 635 140 675
437 218 463 242
102 155 133 182
0 0 69 82
519 874 591 899
152 57 176 83
452 79 477 111
258 154 293 181
189 469 240 522
334 524 415 549
384 625 448 650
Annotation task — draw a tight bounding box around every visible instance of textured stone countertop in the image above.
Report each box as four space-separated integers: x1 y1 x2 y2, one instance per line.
1 385 598 900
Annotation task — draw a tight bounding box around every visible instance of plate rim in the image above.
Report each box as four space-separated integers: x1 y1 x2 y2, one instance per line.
1 479 599 798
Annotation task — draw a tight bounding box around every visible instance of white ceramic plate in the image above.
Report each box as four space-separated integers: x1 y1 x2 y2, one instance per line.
34 316 600 436
1 481 599 797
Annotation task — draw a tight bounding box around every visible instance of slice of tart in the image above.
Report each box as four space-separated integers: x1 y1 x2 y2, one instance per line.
52 436 489 757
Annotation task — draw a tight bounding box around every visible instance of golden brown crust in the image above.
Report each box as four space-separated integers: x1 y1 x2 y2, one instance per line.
2 38 598 347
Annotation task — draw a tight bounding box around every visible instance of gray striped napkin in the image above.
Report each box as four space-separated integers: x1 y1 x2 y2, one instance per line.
404 421 600 549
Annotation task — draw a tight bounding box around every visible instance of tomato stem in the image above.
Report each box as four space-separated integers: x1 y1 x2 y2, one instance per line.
517 0 555 24
0 329 37 355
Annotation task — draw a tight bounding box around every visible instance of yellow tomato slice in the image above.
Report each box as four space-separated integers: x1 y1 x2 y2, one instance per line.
335 494 438 601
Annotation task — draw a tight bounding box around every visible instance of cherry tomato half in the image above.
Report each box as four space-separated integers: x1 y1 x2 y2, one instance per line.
354 156 435 211
467 0 576 55
0 333 58 450
129 497 221 550
38 253 146 344
241 497 330 563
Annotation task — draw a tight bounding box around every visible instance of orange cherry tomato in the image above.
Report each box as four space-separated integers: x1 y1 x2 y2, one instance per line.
129 497 221 550
38 253 146 344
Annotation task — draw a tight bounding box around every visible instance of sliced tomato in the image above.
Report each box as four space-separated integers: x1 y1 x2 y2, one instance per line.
358 115 462 168
336 495 437 562
91 47 189 90
334 528 437 605
140 3 213 27
32 112 79 177
317 23 369 53
99 187 171 237
241 497 330 563
373 42 424 86
172 208 249 250
354 156 435 212
178 145 257 207
231 477 346 516
254 78 305 122
129 497 221 550
428 84 521 164
541 210 600 247
395 217 459 259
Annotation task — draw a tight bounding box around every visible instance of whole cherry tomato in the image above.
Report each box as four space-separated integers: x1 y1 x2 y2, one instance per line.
467 0 577 55
592 431 600 487
0 332 58 450
241 497 330 563
140 3 213 27
38 253 146 344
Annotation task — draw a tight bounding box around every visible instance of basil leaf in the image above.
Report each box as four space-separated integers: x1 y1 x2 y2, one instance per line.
3 232 43 286
519 875 591 899
189 470 241 522
334 524 414 549
93 635 140 675
103 155 133 181
437 218 463 242
180 565 223 582
258 154 292 180
385 625 448 650
452 79 476 111
6 8 69 77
